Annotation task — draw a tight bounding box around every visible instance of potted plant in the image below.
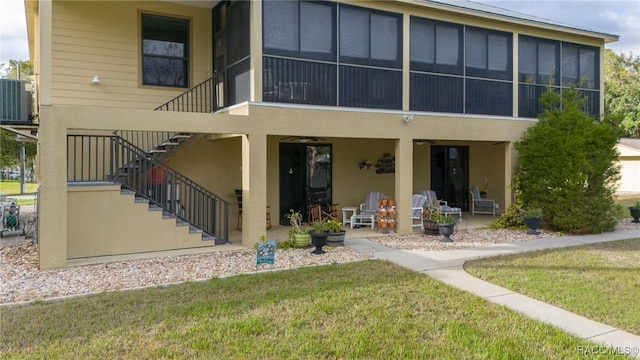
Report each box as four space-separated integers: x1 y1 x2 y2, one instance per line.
422 207 440 235
523 207 543 235
629 202 640 223
309 220 329 254
285 209 310 248
325 219 346 247
437 213 455 242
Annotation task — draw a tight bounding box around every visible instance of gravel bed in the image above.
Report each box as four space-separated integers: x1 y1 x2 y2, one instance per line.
2 219 639 305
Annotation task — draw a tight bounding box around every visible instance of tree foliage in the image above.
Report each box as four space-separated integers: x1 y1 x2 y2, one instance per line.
514 88 620 234
0 129 37 175
604 50 640 138
0 60 33 80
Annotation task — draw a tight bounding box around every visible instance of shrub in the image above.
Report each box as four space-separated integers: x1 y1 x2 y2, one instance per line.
514 88 620 234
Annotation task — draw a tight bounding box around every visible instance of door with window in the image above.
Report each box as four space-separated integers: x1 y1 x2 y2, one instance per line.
431 146 468 210
279 143 332 225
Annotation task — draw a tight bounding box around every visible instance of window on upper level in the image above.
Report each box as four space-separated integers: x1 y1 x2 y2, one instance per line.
263 0 336 62
141 13 189 88
410 17 463 75
465 27 512 81
518 36 599 117
339 5 402 69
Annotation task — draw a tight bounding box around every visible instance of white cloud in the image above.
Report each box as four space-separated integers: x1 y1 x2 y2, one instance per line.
0 0 29 64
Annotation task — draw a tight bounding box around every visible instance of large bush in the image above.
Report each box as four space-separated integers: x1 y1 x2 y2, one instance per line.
514 89 620 234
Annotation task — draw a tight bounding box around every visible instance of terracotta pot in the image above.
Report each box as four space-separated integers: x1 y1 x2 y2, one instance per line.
378 208 387 216
387 208 395 217
380 199 388 206
379 220 387 228
389 221 395 229
388 200 394 207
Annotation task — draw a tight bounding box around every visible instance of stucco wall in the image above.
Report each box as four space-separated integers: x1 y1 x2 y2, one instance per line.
67 185 212 259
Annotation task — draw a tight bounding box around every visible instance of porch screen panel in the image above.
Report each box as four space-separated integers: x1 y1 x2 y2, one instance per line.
579 89 600 116
263 57 336 106
263 0 299 55
466 79 512 116
410 16 462 75
519 84 559 119
339 66 401 109
465 27 512 81
339 5 402 69
263 0 335 61
410 73 463 113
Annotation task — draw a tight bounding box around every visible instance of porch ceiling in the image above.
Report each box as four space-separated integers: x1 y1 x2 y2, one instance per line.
160 0 220 8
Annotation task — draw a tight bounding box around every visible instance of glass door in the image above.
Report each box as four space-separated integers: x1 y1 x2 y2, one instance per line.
430 146 468 210
279 143 332 224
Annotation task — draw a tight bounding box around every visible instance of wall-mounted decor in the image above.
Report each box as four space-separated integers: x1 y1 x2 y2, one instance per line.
375 153 395 174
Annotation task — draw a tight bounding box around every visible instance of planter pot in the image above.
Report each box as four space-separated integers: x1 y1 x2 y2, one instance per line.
423 220 439 235
326 230 346 247
438 223 455 242
629 207 640 223
524 216 542 235
309 230 329 254
293 233 311 248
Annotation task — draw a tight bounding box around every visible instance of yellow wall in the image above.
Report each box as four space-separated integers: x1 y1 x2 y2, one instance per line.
32 0 613 268
67 185 212 258
50 0 211 109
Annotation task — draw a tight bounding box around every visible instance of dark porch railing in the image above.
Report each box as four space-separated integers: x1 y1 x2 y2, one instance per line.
154 74 222 113
67 134 229 243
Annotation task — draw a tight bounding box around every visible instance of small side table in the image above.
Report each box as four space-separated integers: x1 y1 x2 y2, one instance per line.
342 206 357 227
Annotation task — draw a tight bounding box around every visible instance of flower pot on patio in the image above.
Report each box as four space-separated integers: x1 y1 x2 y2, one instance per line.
524 216 542 235
438 223 455 242
309 230 329 254
423 219 439 235
629 207 640 223
326 230 346 247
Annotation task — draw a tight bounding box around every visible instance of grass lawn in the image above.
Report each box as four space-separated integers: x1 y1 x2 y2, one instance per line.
466 239 640 336
0 261 629 359
0 180 38 205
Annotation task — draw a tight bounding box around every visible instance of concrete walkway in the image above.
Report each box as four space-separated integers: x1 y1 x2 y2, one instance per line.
347 229 640 358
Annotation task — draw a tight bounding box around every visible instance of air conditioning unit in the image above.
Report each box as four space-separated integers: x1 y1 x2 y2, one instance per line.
0 78 33 125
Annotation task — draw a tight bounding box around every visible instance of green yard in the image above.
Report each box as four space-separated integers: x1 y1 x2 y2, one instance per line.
466 239 640 336
0 260 630 359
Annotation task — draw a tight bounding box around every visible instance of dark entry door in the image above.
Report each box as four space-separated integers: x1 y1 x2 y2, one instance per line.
279 143 332 225
431 146 468 210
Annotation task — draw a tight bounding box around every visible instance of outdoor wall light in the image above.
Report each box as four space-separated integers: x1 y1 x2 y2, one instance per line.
91 75 101 84
403 114 413 123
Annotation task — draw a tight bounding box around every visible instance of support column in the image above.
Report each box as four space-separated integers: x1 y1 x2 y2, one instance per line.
38 106 67 269
241 133 268 248
395 138 414 234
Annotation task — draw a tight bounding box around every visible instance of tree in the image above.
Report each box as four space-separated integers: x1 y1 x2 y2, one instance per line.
0 60 34 80
514 88 620 234
0 129 37 180
604 50 640 138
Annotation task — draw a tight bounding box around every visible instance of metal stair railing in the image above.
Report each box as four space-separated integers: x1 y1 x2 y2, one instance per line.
114 130 192 156
154 75 221 113
67 134 229 243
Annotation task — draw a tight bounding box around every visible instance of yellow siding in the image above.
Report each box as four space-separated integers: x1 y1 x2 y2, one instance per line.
51 0 211 109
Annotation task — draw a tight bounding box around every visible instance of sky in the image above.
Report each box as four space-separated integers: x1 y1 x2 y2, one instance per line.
1 0 639 66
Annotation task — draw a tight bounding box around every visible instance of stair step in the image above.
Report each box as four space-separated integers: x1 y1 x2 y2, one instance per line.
135 197 149 203
149 204 163 211
162 211 176 219
170 134 191 140
189 226 203 234
121 190 135 195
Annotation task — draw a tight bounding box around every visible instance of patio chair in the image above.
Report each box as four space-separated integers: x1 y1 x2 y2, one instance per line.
360 191 386 216
412 194 427 228
470 185 498 216
420 190 447 210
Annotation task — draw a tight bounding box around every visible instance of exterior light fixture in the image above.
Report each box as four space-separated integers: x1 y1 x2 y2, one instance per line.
91 75 101 84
